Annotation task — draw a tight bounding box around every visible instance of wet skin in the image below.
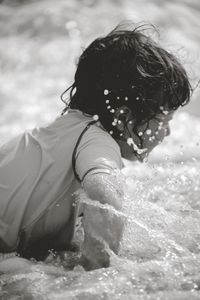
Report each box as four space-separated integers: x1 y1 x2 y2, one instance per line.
116 112 174 162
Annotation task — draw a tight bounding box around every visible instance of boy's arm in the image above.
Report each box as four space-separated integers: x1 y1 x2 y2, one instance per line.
80 171 126 270
83 171 124 210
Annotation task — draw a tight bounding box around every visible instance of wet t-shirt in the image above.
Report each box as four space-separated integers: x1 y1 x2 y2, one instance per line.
0 109 123 256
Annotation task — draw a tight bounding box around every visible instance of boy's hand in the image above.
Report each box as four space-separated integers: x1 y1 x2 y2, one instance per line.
79 195 126 270
80 233 111 270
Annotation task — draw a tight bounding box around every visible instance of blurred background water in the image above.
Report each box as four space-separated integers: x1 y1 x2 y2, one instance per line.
0 0 200 299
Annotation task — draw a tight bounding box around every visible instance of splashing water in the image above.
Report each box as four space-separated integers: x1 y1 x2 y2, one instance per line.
1 159 200 299
1 0 200 298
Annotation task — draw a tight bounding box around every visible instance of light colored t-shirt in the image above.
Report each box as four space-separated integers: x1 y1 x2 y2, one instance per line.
0 109 123 256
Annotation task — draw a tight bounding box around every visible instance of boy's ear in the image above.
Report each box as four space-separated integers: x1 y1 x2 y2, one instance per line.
114 106 133 132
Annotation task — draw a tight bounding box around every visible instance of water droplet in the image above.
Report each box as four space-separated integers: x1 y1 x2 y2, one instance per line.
93 114 99 121
104 89 109 95
163 110 169 115
146 129 152 135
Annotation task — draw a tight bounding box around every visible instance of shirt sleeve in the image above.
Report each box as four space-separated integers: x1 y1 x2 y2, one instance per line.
74 126 124 183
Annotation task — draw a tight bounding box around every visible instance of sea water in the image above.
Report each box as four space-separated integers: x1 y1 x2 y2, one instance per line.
1 0 200 298
1 112 200 299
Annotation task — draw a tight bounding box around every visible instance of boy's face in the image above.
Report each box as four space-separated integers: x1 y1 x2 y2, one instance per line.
117 111 174 162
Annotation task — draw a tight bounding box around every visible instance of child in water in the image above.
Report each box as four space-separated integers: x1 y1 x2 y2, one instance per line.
0 23 192 270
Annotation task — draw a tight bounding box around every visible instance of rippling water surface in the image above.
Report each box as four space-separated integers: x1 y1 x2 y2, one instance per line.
0 0 200 299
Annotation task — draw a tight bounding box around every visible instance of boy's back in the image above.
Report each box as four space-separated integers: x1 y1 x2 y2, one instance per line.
0 109 122 258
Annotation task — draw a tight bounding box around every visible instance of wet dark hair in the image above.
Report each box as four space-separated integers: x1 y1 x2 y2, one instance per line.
61 23 192 141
